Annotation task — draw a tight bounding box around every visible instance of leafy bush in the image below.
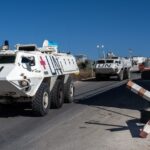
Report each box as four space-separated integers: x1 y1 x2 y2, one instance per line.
75 60 95 80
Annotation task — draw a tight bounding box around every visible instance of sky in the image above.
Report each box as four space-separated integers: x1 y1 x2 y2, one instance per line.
0 0 150 59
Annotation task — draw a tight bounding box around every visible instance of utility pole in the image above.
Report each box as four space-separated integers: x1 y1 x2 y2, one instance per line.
96 44 105 59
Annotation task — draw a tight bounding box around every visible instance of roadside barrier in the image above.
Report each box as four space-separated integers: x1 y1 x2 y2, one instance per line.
127 80 150 138
127 80 150 102
139 121 150 138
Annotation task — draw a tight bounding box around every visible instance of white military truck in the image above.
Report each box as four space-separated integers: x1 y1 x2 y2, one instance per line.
0 40 79 116
95 56 132 81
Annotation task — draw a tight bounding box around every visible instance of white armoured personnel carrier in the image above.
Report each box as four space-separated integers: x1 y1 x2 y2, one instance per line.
0 40 79 116
95 55 132 81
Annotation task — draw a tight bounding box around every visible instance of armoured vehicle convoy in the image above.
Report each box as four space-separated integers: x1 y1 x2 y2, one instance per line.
94 54 132 81
0 40 79 116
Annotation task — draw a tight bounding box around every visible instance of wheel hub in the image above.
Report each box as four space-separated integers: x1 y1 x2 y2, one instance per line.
70 83 74 97
43 92 49 109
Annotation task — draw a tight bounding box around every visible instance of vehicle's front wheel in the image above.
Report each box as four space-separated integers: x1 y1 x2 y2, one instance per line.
32 83 50 116
64 76 74 103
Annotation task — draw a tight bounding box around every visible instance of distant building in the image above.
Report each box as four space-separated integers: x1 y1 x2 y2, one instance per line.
132 56 147 65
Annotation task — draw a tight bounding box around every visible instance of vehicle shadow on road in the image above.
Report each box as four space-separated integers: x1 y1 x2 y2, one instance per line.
0 103 36 117
75 79 150 138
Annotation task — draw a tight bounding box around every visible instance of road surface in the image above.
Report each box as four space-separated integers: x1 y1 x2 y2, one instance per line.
0 73 150 150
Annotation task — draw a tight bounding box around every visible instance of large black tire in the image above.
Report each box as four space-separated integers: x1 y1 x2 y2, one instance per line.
64 76 74 103
32 83 50 116
51 79 64 108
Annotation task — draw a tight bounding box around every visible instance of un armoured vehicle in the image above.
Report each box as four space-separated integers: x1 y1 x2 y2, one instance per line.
0 40 79 116
95 55 132 81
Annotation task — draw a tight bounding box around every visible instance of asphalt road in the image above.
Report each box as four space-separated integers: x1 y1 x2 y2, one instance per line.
1 73 150 150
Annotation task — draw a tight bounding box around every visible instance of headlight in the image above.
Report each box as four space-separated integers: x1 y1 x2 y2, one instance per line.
20 80 28 86
19 80 30 87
